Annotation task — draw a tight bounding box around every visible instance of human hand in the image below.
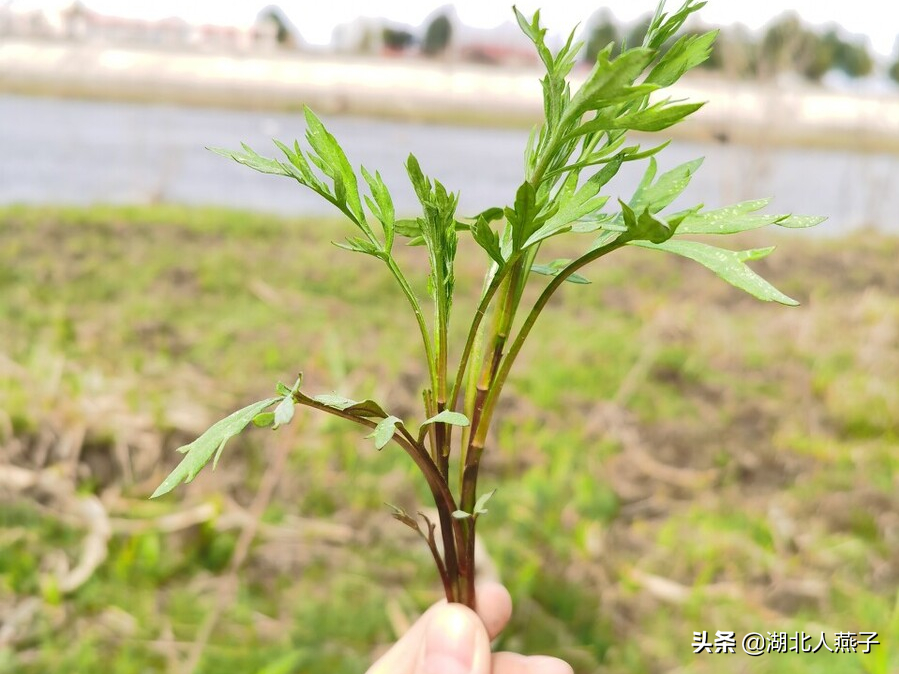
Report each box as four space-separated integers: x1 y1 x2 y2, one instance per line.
366 582 573 674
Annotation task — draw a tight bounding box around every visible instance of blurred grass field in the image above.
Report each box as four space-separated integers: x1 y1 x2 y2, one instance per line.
0 204 897 673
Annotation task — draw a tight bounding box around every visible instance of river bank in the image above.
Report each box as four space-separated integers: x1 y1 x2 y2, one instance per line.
3 38 899 153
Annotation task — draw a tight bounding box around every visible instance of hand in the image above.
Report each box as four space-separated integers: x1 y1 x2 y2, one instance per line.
366 582 573 674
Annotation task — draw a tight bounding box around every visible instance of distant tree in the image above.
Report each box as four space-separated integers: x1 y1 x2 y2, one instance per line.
422 13 452 56
707 24 759 79
584 10 620 61
890 58 899 84
625 15 652 49
830 33 873 78
382 27 415 51
760 13 833 81
258 6 296 47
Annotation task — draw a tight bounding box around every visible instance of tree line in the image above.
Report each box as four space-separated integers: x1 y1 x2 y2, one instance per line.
586 10 898 84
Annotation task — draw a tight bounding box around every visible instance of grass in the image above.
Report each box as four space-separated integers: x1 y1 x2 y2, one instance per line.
1 204 897 673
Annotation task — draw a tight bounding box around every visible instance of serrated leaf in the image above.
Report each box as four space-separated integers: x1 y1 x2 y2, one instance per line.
471 216 504 265
422 410 470 427
209 146 291 177
676 201 826 235
310 394 390 419
151 397 279 498
272 396 295 429
394 219 422 238
304 107 365 224
473 488 497 515
273 139 328 194
646 30 718 87
253 412 275 428
366 415 402 450
531 260 590 284
525 156 622 247
568 47 656 118
776 215 827 229
507 181 539 250
311 393 357 409
620 200 676 244
334 236 383 257
630 157 704 214
469 206 505 223
644 0 707 50
572 101 704 137
362 166 395 249
405 154 431 205
630 239 799 305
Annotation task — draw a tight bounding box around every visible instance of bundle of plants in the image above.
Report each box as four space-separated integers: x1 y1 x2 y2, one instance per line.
152 0 822 611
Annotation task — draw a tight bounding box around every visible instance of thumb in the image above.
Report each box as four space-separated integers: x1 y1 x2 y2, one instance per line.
415 603 492 674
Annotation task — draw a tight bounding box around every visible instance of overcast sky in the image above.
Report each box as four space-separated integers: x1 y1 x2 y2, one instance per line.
9 0 899 55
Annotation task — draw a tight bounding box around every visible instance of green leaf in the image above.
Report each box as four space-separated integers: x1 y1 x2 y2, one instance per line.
531 260 590 284
469 207 505 223
366 415 402 450
362 166 395 249
272 396 295 429
643 0 707 50
275 382 292 397
451 510 472 520
525 156 622 247
471 216 504 265
209 145 291 177
776 214 827 229
394 219 421 238
621 101 705 132
620 200 677 244
568 47 656 118
506 182 546 250
676 200 827 235
630 157 704 214
473 488 497 515
405 154 432 205
630 239 799 305
422 410 470 427
151 397 280 498
572 101 704 137
333 236 383 258
274 139 329 194
646 30 718 87
253 412 275 428
310 394 389 419
304 107 365 224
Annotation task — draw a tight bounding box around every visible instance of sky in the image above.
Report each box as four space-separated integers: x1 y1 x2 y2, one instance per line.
8 0 899 55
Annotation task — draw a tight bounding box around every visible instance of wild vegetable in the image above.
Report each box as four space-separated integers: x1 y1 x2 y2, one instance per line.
152 0 823 608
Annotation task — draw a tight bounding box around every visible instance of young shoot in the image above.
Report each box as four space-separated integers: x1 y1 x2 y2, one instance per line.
152 0 824 609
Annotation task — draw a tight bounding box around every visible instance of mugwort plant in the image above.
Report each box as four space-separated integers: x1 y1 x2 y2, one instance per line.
152 0 823 608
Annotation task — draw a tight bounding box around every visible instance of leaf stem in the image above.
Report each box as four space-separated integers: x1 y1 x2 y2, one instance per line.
385 257 438 397
472 239 625 448
292 392 464 602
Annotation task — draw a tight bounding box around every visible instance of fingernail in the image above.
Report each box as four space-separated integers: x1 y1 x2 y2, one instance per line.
419 605 478 674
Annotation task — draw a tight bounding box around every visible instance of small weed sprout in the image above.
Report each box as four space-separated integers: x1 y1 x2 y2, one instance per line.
152 1 823 608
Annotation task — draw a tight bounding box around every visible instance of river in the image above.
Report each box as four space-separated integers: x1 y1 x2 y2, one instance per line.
2 94 897 232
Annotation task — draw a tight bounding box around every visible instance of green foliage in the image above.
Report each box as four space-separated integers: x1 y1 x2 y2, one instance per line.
582 7 875 82
422 13 453 56
156 0 822 617
151 397 280 498
890 57 899 85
